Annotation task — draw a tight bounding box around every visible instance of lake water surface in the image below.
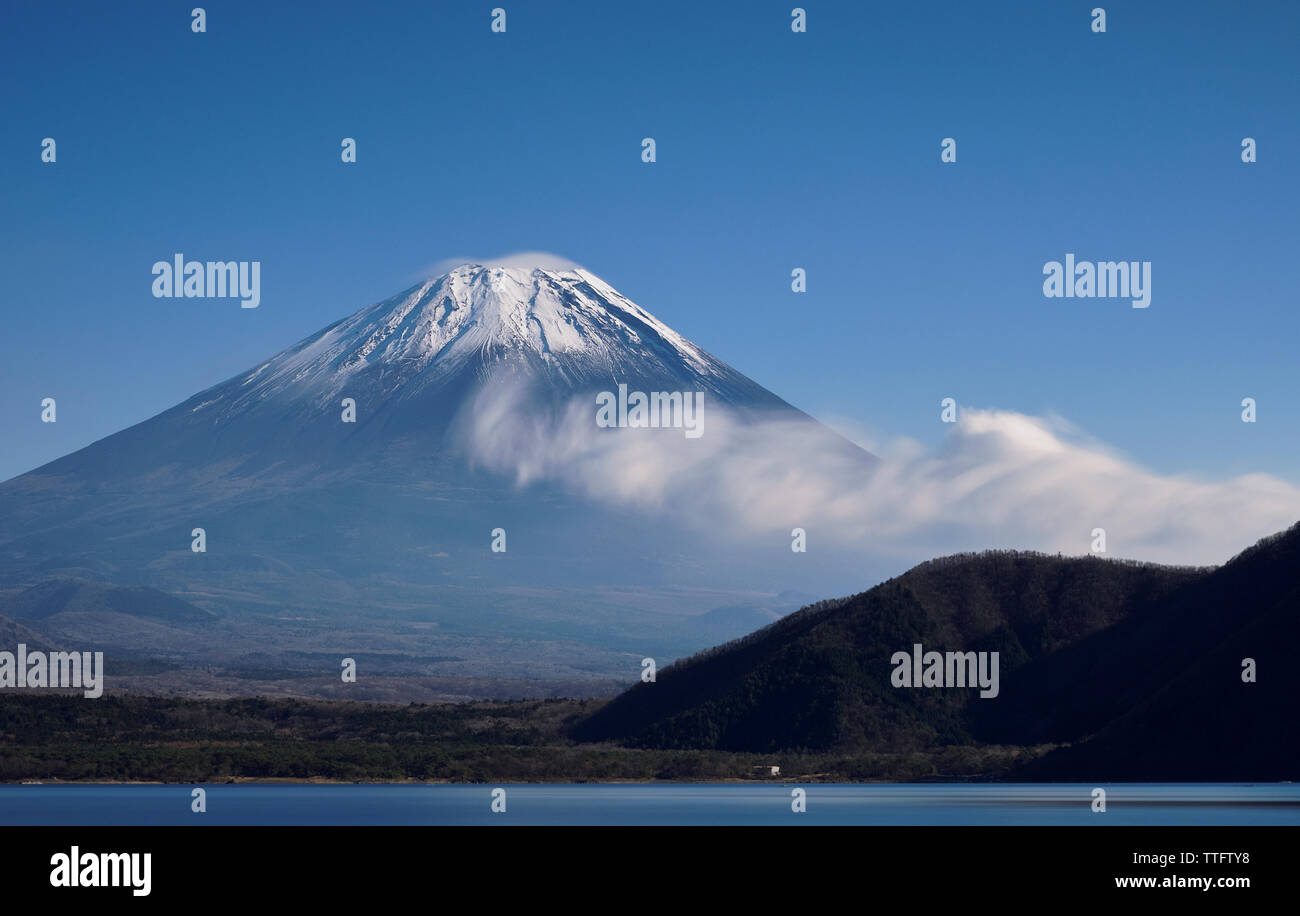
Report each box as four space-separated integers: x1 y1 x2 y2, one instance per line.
2 783 1296 825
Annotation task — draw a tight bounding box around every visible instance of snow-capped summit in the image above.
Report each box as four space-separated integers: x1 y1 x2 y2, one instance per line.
326 263 719 388
181 263 792 432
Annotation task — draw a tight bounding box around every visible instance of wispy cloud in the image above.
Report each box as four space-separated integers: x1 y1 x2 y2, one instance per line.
458 383 1300 567
416 251 584 281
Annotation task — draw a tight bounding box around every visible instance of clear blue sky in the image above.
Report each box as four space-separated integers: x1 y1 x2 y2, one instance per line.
2 0 1297 483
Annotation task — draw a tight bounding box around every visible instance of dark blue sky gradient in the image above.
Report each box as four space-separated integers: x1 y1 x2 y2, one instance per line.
2 0 1296 482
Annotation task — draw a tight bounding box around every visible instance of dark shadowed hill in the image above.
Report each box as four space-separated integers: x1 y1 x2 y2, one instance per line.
574 524 1299 779
1009 525 1300 779
574 550 1207 751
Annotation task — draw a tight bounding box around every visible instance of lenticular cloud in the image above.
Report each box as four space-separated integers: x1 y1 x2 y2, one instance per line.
461 387 1300 567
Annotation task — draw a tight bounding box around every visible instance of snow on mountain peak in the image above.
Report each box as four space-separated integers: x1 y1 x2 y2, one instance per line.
204 262 770 423
122 260 809 469
318 262 715 385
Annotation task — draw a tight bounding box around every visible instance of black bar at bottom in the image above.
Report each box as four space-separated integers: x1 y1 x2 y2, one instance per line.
2 826 1284 902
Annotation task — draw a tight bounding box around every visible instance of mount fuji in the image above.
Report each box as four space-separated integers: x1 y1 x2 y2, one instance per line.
0 264 874 695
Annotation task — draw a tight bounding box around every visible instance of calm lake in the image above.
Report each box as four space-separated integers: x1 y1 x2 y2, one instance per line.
1 783 1296 826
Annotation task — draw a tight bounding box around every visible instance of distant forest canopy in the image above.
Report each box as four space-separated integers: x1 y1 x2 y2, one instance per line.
0 694 1044 783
